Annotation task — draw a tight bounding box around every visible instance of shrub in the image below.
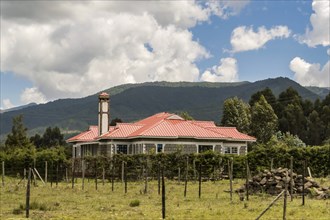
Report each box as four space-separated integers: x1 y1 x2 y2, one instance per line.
12 208 22 215
129 199 140 207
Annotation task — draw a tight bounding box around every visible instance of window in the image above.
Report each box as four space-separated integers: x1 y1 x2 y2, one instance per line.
117 145 128 154
157 144 163 153
224 147 231 154
231 147 238 154
198 145 213 153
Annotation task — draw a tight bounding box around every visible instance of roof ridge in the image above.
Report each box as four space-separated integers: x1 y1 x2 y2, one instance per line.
132 118 167 137
185 120 227 138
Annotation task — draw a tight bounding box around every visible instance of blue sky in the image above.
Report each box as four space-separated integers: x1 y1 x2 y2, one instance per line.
1 0 329 109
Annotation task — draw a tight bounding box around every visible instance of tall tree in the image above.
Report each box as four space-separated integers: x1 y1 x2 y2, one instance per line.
249 87 277 112
307 110 324 145
250 95 278 143
5 115 33 149
221 97 251 133
42 126 65 147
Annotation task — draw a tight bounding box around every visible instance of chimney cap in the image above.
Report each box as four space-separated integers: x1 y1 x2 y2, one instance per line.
99 92 109 99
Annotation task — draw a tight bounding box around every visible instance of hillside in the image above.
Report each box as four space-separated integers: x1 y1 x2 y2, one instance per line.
0 77 323 138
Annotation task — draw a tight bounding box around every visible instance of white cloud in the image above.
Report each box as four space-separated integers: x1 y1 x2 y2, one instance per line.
2 99 15 110
1 1 249 102
200 57 238 82
299 0 329 47
206 0 250 19
290 57 330 87
20 87 47 104
230 25 291 53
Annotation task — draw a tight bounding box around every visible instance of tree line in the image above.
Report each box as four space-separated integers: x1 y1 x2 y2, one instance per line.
221 87 330 146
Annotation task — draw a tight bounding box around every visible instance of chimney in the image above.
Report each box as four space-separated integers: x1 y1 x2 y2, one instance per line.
98 92 110 136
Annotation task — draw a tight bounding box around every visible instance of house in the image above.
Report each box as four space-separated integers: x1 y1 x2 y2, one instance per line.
67 92 256 158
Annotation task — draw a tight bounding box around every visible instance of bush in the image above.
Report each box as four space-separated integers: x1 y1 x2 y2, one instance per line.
12 208 22 215
129 199 140 207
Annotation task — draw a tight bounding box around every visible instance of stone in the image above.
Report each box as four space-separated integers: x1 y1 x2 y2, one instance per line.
260 177 267 185
304 181 313 189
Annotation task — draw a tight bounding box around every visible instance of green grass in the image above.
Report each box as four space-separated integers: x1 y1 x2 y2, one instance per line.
0 177 329 219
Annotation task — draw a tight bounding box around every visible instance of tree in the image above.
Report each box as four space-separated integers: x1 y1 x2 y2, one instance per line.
269 131 306 148
5 115 33 149
179 111 194 120
42 126 65 148
250 95 278 143
221 97 251 133
249 87 277 112
307 110 324 145
110 118 123 126
30 133 43 148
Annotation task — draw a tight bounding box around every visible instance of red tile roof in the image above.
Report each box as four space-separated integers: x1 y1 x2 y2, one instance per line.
67 112 256 143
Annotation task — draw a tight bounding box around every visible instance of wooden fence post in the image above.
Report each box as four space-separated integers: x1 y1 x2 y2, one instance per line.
198 163 202 199
26 168 31 218
111 160 114 192
2 161 4 187
271 158 274 170
184 156 188 198
302 160 306 206
66 168 68 183
24 168 26 183
158 161 161 195
290 156 293 201
124 162 127 194
255 190 285 220
121 161 124 183
50 162 53 187
228 158 233 202
95 159 98 190
80 160 84 189
71 159 75 189
246 159 249 201
45 161 48 184
283 172 288 220
161 164 166 220
193 159 196 183
144 158 148 194
102 167 105 186
56 162 59 187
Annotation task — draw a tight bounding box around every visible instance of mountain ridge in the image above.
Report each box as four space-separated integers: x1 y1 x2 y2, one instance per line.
0 77 325 139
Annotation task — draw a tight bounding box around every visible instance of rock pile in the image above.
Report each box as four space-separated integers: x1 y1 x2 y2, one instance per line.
235 167 329 199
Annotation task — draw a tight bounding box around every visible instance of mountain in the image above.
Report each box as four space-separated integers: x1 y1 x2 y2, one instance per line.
0 102 37 114
305 86 330 99
0 77 324 139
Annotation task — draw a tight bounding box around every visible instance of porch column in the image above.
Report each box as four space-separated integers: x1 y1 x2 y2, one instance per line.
143 143 146 154
196 144 198 153
212 144 215 152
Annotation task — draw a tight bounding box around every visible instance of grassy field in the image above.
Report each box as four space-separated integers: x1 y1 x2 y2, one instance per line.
1 177 329 219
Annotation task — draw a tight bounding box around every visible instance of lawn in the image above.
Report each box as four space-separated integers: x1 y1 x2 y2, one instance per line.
1 177 329 219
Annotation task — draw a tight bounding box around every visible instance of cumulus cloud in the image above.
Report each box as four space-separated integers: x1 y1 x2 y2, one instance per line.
290 57 329 87
230 25 291 53
2 99 15 110
1 1 249 102
200 57 238 82
299 0 329 47
206 0 250 19
20 87 47 104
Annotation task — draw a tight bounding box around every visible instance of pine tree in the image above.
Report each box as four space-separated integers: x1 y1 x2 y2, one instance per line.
5 115 33 149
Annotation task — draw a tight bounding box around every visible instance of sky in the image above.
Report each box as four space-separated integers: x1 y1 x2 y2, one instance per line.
0 0 329 110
